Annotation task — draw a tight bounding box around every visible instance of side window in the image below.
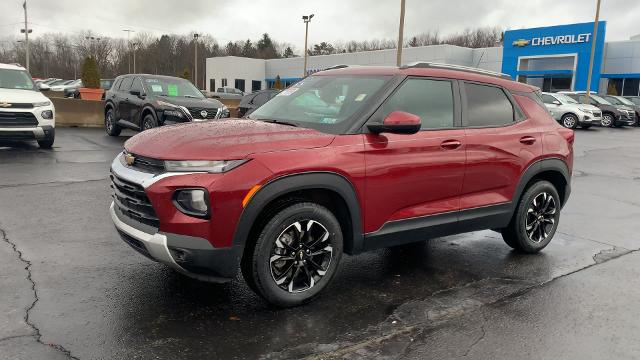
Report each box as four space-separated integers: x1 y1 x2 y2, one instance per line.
381 78 454 130
541 94 557 104
217 88 224 92
221 78 228 87
252 93 269 105
130 78 143 93
465 83 514 127
119 77 133 91
112 78 122 91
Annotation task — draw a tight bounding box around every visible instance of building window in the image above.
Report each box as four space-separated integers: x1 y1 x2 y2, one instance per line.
221 78 228 87
235 79 245 92
209 79 215 92
252 80 261 92
623 78 640 96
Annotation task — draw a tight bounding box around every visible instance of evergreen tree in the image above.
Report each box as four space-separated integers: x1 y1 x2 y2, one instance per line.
80 56 101 88
283 46 295 58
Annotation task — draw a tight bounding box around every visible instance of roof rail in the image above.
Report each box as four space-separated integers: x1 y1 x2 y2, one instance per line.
323 64 350 71
401 62 512 80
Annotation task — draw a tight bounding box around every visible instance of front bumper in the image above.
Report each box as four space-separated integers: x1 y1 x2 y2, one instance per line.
0 125 54 140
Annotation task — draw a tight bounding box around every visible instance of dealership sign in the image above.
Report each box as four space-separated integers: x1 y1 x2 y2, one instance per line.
513 33 592 47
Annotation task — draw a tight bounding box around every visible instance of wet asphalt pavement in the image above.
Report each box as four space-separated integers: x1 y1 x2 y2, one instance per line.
1 126 640 359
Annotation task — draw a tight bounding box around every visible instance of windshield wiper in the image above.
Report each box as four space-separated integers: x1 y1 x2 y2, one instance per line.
255 118 298 127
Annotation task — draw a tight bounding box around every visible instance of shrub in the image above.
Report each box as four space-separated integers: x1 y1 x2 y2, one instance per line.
80 57 101 89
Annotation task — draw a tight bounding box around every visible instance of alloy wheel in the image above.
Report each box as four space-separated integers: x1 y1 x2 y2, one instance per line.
269 219 334 293
525 192 556 243
143 118 154 130
562 115 577 128
602 114 613 127
106 112 113 132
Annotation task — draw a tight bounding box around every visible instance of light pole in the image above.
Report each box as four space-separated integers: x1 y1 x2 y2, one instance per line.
123 29 135 73
132 42 140 73
396 0 406 67
193 33 200 88
585 0 602 101
21 0 32 71
302 14 314 78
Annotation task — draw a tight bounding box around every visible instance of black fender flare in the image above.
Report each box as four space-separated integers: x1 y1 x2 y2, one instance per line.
104 101 115 117
232 171 364 255
511 158 571 211
140 105 158 125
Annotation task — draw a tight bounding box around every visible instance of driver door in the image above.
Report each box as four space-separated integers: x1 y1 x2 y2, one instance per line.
362 77 466 246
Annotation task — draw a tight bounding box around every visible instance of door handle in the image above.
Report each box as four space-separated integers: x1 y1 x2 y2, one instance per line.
520 136 536 145
440 139 462 150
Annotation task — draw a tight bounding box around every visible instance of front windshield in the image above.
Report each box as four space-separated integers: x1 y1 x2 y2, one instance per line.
604 96 624 105
590 95 612 105
629 97 640 106
615 96 635 106
0 69 36 90
143 77 204 99
249 75 390 133
555 94 578 104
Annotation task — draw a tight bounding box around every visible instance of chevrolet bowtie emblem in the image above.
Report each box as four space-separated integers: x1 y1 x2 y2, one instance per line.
512 39 530 47
0 102 11 108
124 153 135 166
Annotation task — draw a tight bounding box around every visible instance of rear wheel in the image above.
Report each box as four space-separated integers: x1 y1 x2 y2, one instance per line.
561 114 578 129
243 202 343 307
105 108 121 136
501 180 561 253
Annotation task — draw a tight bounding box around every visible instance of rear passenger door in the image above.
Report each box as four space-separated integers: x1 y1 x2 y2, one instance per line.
118 77 134 122
460 82 542 211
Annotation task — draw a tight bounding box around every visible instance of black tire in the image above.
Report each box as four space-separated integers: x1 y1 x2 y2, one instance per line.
243 202 343 307
37 128 55 149
601 113 615 128
142 114 158 131
501 180 561 253
560 113 578 129
105 108 121 136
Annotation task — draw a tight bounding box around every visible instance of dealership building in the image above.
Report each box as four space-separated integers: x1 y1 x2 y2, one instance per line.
205 21 640 96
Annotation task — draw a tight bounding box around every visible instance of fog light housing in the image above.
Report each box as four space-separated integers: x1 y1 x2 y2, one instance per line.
41 110 53 119
173 188 210 219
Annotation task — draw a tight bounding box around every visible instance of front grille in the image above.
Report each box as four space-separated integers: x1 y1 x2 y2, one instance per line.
110 172 159 228
117 229 155 260
129 154 165 174
0 111 38 127
0 103 34 109
187 107 218 119
0 130 35 139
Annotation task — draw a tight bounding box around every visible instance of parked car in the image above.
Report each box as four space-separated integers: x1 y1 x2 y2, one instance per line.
0 63 55 148
237 89 280 118
541 92 601 129
602 95 639 126
50 79 80 92
625 96 640 106
66 79 114 99
109 63 574 307
104 74 229 135
47 79 72 88
207 86 246 99
41 78 61 85
562 92 635 127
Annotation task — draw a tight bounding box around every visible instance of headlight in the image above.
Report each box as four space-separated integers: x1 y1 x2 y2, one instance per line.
164 109 184 118
164 159 248 173
578 107 591 112
617 108 627 112
173 188 210 218
41 110 54 119
33 101 51 107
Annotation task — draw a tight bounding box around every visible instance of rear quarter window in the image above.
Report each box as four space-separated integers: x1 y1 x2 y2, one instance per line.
464 83 514 127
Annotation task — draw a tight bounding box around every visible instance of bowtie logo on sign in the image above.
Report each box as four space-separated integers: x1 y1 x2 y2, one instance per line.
512 39 530 47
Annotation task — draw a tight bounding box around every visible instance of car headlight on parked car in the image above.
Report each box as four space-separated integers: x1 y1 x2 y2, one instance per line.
164 109 184 118
41 110 54 119
173 188 210 218
33 101 51 107
578 107 592 113
164 159 248 173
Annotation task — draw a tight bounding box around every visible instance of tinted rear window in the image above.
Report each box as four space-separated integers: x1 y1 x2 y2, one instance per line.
465 83 514 127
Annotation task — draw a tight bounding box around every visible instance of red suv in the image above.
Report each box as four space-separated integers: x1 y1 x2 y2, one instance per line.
110 64 573 307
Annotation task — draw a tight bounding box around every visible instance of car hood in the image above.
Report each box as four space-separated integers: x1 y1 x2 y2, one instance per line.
124 119 335 160
574 104 600 112
155 96 223 109
0 88 48 103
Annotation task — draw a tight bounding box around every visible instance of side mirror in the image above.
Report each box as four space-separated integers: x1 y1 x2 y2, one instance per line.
367 111 421 135
552 100 561 105
38 83 50 91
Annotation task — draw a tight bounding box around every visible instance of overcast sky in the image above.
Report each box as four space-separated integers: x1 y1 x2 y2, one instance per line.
2 0 639 51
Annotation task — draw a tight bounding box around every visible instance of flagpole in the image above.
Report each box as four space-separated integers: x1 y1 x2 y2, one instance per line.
23 0 30 71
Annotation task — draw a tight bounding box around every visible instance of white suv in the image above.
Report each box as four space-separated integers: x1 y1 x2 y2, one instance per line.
0 63 55 148
541 92 602 129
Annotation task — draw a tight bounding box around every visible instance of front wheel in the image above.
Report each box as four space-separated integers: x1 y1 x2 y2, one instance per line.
142 114 157 131
243 202 343 307
561 114 578 129
601 113 616 128
502 180 561 253
105 108 121 136
37 128 55 149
